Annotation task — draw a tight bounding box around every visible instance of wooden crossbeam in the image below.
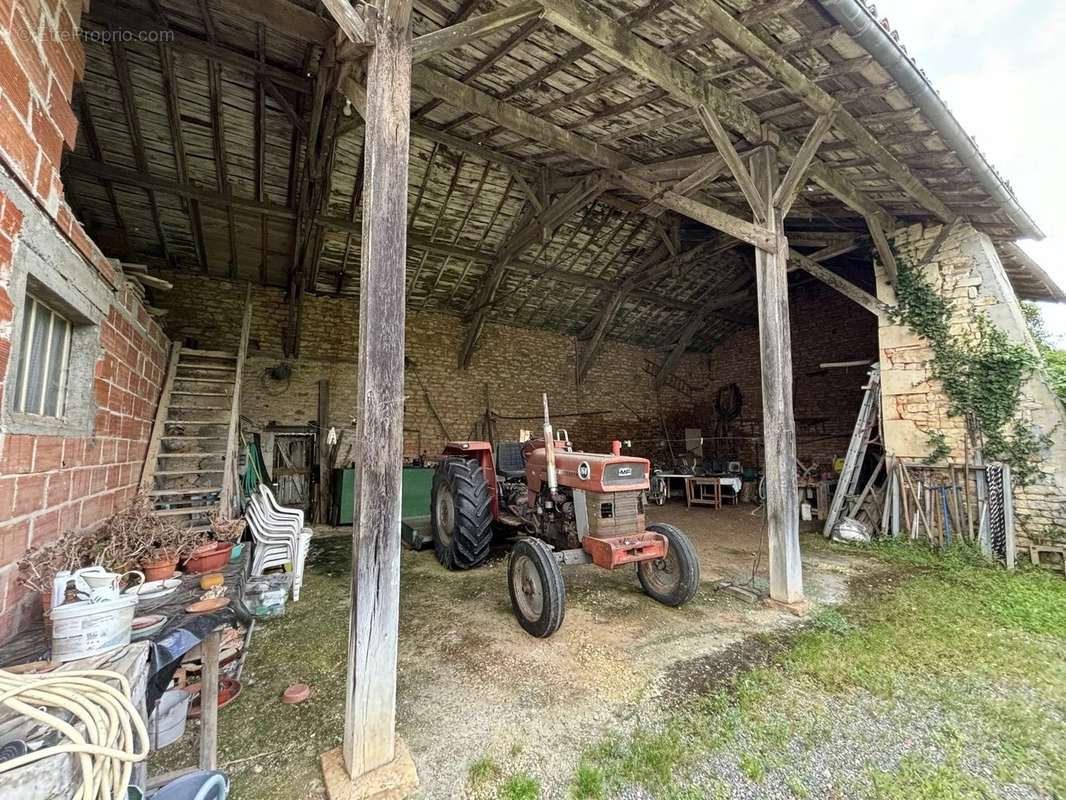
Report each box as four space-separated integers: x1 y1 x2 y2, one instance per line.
866 216 898 284
788 249 890 319
677 0 955 224
696 105 766 221
657 285 754 380
773 111 836 217
458 175 608 367
110 36 171 265
413 65 775 251
412 1 542 63
321 0 371 44
528 0 896 231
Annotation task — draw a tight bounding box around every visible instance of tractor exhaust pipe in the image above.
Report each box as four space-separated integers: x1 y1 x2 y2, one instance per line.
542 393 558 494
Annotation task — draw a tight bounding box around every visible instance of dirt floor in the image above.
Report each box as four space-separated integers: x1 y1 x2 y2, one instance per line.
153 503 883 799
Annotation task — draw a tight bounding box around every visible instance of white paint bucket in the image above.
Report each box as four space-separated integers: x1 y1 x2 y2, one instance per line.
50 595 138 662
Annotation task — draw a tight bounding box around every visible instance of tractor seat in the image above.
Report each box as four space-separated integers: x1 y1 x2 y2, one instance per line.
495 442 527 479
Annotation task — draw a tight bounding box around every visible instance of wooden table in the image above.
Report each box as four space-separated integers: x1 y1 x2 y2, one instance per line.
685 477 722 508
684 476 743 508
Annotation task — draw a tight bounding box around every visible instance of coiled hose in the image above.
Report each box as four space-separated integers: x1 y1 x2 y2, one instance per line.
0 668 149 799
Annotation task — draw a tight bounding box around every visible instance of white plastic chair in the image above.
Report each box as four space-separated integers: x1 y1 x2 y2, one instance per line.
246 496 311 601
258 485 304 528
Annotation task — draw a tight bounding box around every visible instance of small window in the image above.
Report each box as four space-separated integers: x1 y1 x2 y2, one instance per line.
600 502 614 519
13 295 73 419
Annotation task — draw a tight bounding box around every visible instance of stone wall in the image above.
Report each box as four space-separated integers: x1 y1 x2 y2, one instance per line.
877 221 1066 547
152 271 720 464
154 271 879 473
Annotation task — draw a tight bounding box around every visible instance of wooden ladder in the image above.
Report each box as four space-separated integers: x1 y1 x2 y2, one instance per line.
141 286 252 529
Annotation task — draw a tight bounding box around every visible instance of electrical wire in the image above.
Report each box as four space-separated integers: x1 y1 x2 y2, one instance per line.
0 668 149 800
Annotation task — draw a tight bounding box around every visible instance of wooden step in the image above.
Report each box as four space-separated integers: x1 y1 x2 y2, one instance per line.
149 486 223 496
180 348 237 359
176 365 236 373
157 451 226 457
171 391 232 397
164 420 228 425
151 505 217 517
173 377 233 384
168 404 231 411
161 436 226 441
154 469 225 476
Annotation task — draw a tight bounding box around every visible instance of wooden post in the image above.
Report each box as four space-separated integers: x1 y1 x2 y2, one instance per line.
316 379 331 525
323 0 419 797
198 629 221 771
751 131 804 607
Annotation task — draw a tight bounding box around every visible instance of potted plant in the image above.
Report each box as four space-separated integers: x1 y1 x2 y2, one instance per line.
96 494 203 581
209 512 248 562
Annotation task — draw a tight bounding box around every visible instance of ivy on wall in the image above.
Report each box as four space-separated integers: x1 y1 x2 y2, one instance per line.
890 250 1049 485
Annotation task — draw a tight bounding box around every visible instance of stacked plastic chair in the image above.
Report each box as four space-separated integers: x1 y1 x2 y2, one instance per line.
245 484 312 601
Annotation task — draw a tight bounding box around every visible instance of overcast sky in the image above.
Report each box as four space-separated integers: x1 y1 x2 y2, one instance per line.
872 0 1066 343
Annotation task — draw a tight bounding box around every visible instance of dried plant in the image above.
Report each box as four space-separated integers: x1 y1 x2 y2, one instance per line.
17 532 88 594
92 494 205 566
209 512 247 543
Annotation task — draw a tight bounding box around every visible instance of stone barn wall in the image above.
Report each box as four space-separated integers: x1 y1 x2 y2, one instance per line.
877 221 1066 548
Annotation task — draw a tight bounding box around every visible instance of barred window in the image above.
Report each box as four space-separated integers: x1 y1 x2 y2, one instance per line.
13 295 73 418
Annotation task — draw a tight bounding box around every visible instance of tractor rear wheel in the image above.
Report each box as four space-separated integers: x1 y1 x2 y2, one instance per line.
431 457 492 570
638 523 700 607
508 538 565 638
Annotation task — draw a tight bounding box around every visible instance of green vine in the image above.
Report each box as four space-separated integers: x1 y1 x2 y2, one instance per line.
890 249 1049 485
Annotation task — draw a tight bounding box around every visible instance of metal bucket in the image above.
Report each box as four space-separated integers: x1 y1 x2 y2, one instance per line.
50 595 138 663
149 688 192 751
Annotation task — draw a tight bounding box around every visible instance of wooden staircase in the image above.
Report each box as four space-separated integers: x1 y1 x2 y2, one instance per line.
141 287 252 529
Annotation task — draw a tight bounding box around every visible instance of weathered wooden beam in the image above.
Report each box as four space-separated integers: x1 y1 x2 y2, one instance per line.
751 131 803 606
412 65 774 251
227 0 332 43
529 0 896 231
772 110 836 217
788 248 889 319
89 0 311 92
158 42 207 271
657 286 754 380
321 0 371 44
340 0 413 785
110 36 171 265
458 175 608 367
696 105 765 221
412 1 541 63
866 215 898 284
678 0 955 224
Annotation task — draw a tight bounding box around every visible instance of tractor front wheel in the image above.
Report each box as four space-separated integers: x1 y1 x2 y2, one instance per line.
638 523 700 607
431 457 493 570
508 538 565 638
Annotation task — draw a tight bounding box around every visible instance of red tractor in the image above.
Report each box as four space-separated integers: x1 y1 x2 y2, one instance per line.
431 395 700 637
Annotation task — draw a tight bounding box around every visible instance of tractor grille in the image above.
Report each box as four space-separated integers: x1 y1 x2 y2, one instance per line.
584 490 645 537
602 462 646 485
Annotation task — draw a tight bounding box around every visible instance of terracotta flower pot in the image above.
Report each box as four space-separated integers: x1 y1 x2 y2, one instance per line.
183 542 234 574
142 556 180 582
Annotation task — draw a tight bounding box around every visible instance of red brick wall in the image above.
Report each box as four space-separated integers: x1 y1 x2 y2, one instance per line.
0 275 169 643
705 278 879 466
0 0 170 643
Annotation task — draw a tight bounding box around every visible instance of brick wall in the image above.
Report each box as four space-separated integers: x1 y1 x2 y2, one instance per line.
698 278 880 466
877 221 1066 547
153 271 879 474
0 0 169 642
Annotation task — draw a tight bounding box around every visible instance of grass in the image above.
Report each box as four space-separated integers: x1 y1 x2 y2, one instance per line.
566 540 1066 799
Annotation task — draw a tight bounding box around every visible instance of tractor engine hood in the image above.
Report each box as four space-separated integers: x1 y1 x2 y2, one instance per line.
526 449 650 493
